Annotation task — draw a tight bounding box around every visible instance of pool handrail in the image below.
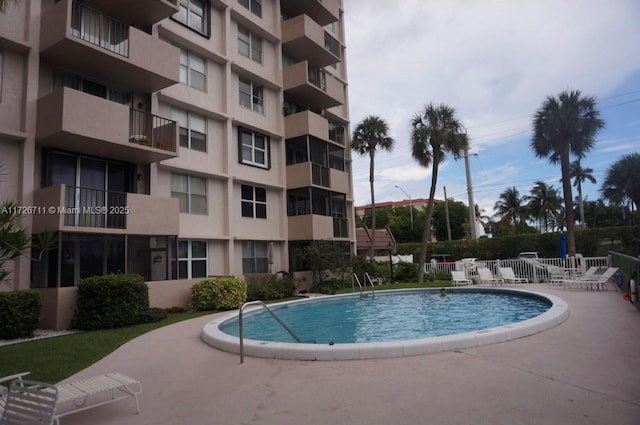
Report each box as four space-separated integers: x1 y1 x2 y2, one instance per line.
239 300 301 363
352 273 375 298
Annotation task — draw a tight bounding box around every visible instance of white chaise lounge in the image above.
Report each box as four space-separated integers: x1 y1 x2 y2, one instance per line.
451 271 472 286
1 372 141 425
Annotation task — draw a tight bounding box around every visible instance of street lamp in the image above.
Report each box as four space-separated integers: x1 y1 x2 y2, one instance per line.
394 184 413 228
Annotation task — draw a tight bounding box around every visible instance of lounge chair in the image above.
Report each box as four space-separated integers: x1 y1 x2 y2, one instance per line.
498 267 528 284
547 266 599 288
565 267 618 290
1 372 141 425
451 270 472 286
0 379 58 425
477 267 503 286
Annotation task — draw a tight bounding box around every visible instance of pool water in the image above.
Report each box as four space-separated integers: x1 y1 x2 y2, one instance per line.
220 289 551 344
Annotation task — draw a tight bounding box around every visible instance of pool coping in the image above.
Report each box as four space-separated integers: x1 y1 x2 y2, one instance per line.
200 287 570 361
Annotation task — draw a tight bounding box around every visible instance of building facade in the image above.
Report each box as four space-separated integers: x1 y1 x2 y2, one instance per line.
0 0 353 328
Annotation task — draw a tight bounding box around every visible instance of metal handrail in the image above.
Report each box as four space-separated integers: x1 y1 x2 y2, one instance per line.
239 301 300 364
352 273 363 295
364 272 376 297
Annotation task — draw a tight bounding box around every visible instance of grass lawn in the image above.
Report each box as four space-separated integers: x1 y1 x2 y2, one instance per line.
0 311 212 384
0 281 451 384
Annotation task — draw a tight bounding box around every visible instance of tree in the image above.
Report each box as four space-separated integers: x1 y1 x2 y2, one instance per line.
410 103 468 282
525 180 563 232
0 201 30 284
600 152 640 216
300 241 349 287
531 89 604 256
494 187 528 233
432 199 468 240
351 115 395 260
568 159 596 227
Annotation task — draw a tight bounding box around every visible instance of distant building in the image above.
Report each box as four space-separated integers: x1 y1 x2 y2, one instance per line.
355 226 396 257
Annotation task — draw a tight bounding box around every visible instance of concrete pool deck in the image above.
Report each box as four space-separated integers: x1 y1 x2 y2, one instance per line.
60 284 640 425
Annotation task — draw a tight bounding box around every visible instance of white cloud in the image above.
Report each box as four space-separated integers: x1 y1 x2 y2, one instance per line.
344 0 640 212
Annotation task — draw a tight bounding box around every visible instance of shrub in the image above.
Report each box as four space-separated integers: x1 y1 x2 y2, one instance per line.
143 307 169 323
246 274 295 301
311 278 350 295
393 261 418 282
72 274 149 331
0 290 41 339
191 277 247 311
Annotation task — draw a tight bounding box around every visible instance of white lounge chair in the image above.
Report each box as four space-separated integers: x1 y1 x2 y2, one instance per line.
451 270 472 286
1 372 141 425
477 268 503 286
0 379 58 425
566 267 618 290
498 267 528 284
547 266 599 288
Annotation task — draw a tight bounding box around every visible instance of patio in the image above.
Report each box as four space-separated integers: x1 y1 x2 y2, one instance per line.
59 284 639 425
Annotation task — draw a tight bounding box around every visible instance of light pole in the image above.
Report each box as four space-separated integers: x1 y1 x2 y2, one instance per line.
463 144 479 240
394 184 413 228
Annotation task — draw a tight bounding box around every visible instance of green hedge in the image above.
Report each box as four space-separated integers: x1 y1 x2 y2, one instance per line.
191 277 247 311
0 290 41 339
396 226 640 261
246 274 295 301
72 274 149 331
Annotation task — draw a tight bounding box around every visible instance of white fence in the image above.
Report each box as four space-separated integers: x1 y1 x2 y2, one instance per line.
424 256 611 283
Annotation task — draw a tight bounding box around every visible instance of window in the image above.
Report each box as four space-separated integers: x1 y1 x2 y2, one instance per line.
242 241 268 273
239 77 264 113
179 48 206 91
241 185 266 219
239 128 269 168
178 240 207 279
171 173 207 214
53 70 131 106
71 1 129 56
174 0 209 36
171 107 207 151
238 0 261 17
238 25 262 63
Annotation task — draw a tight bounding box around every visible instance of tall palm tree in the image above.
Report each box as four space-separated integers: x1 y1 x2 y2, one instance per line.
351 115 395 260
410 103 468 282
531 89 604 256
568 159 596 227
601 152 640 213
525 181 563 232
494 187 528 232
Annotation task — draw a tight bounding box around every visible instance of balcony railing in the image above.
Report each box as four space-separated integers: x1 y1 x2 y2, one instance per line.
308 66 327 91
71 1 129 57
129 109 176 151
324 32 341 58
64 186 127 228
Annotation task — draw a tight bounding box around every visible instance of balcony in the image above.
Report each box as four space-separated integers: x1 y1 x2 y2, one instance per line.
284 111 331 141
283 61 344 110
82 0 178 28
36 87 178 164
32 184 180 235
282 15 340 67
288 215 334 240
40 0 179 93
280 0 340 26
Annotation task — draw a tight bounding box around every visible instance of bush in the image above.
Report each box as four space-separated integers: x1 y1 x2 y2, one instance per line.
246 274 295 301
72 274 149 331
191 277 247 311
311 278 351 295
393 261 418 282
143 307 169 323
0 290 41 339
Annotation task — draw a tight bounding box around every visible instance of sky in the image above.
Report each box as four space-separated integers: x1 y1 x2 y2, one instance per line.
343 0 640 225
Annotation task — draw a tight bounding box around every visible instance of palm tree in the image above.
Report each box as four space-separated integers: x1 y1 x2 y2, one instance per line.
601 152 640 214
494 187 528 232
351 115 395 260
531 89 604 256
525 181 563 232
568 159 596 227
410 103 468 282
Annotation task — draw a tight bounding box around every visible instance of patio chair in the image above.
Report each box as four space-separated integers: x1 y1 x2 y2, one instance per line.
0 380 58 425
547 266 599 288
567 267 618 291
477 268 503 286
451 270 472 286
498 267 528 284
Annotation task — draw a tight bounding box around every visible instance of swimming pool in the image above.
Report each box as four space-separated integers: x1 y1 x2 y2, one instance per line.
201 287 569 360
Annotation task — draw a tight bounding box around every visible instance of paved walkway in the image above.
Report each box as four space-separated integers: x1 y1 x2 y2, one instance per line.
60 285 640 425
